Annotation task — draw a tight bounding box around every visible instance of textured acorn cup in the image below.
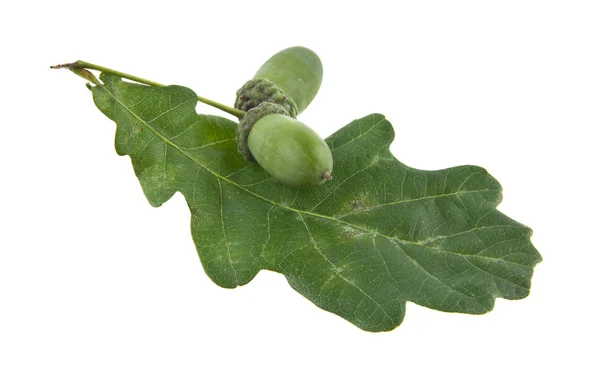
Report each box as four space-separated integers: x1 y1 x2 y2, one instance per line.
235 78 298 118
248 113 333 189
254 46 323 115
236 102 290 161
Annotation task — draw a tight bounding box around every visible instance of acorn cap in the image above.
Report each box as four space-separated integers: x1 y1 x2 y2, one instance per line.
236 102 289 161
234 78 298 118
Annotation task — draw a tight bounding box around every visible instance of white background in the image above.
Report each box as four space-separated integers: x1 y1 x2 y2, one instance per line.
1 1 598 375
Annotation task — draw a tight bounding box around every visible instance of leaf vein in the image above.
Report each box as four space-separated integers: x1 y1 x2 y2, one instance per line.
329 116 386 151
218 179 239 286
299 213 394 324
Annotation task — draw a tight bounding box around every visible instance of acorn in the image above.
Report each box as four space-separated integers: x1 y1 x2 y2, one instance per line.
234 47 331 189
237 103 333 189
235 46 323 117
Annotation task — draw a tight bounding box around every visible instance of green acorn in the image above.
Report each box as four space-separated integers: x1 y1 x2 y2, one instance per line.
237 103 333 189
249 114 333 189
235 46 323 116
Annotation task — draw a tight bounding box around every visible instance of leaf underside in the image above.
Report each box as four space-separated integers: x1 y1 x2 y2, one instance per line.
90 74 541 332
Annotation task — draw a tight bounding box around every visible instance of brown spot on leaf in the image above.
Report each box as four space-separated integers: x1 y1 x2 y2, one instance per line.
350 199 364 211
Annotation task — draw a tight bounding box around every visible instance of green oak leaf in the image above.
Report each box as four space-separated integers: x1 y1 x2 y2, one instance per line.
90 73 541 332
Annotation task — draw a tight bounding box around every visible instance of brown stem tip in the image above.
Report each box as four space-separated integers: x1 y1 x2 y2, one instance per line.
50 62 78 69
322 170 333 181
